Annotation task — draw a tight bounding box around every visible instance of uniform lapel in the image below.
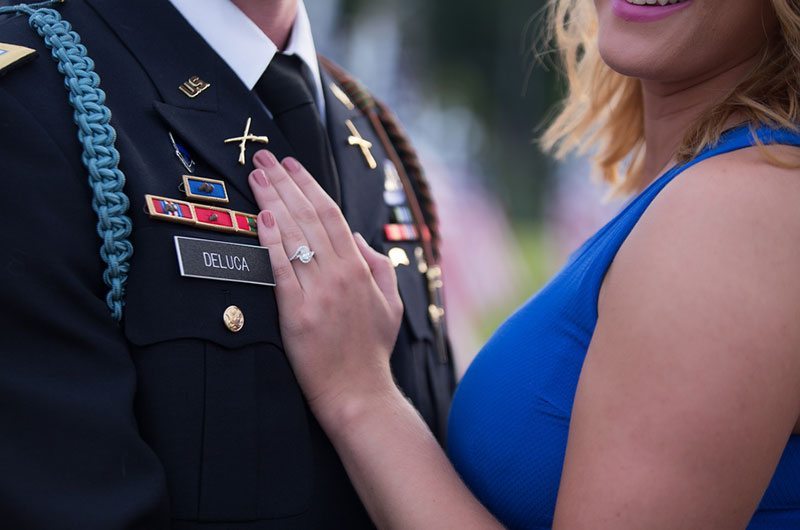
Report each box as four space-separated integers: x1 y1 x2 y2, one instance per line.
85 0 296 207
151 99 292 208
321 69 387 243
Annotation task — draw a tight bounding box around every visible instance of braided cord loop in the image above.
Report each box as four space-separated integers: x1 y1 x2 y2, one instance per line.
0 2 133 321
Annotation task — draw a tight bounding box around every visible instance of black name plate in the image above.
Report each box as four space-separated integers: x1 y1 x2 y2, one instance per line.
174 236 275 286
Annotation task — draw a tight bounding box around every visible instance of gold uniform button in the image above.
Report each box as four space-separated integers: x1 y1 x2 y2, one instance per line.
414 247 428 274
388 247 410 268
428 304 445 325
223 305 245 333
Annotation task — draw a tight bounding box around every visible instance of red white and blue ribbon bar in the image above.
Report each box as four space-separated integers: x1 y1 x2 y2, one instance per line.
145 194 258 237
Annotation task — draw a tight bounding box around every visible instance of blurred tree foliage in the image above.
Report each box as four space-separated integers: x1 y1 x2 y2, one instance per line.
338 0 564 221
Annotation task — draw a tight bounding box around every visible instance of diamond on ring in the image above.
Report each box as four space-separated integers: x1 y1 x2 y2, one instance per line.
290 245 315 264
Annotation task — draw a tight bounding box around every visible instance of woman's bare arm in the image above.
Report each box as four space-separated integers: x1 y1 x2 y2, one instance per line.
554 148 800 529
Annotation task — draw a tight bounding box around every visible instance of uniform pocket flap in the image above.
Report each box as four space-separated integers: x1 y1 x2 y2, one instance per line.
123 226 283 349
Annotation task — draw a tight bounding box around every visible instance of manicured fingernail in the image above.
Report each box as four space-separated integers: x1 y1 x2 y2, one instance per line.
255 150 276 168
282 157 301 173
251 169 268 187
259 210 275 228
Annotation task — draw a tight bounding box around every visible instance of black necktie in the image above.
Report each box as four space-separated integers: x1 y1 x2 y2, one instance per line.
254 54 341 205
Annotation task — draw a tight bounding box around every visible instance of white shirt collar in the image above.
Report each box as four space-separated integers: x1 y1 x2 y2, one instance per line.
169 0 325 116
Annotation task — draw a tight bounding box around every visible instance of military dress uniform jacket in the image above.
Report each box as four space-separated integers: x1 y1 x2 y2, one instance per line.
0 1 455 528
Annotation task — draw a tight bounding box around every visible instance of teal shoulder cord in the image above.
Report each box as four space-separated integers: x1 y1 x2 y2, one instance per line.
0 1 133 321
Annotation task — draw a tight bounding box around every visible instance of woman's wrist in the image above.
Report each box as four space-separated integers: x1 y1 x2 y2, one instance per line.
312 374 408 441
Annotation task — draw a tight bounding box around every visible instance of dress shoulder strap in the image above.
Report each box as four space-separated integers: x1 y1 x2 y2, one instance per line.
636 125 800 208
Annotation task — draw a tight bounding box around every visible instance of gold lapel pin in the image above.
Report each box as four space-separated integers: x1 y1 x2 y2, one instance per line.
345 119 377 170
179 75 211 98
329 82 355 110
224 117 269 166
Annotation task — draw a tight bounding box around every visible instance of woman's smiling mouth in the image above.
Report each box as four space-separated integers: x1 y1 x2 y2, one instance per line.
613 0 693 22
625 0 686 5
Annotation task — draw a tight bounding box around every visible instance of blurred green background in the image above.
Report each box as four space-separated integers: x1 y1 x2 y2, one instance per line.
331 0 561 220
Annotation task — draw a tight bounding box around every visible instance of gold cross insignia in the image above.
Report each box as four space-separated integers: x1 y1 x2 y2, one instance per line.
224 117 269 166
345 119 377 170
178 75 211 98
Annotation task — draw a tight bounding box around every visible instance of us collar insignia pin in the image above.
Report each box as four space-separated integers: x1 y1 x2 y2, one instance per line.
0 42 37 76
345 119 377 170
224 117 269 165
181 175 229 204
179 75 211 98
169 132 196 173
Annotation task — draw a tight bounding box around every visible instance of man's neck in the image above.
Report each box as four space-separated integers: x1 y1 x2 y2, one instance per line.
231 0 298 50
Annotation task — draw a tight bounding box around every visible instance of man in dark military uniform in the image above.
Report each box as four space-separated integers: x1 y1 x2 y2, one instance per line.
0 0 454 528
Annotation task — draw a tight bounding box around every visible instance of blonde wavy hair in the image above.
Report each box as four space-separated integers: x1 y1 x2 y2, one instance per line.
540 0 800 194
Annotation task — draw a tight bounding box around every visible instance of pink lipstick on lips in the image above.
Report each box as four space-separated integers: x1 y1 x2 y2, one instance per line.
612 0 693 22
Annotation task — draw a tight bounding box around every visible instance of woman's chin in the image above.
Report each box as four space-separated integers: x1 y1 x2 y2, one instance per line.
598 43 686 82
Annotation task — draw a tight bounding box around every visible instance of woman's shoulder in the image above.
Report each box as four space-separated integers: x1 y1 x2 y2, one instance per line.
603 141 800 347
634 143 800 271
665 141 800 213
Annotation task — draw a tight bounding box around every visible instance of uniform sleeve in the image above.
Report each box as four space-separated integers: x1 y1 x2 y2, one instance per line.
0 88 170 528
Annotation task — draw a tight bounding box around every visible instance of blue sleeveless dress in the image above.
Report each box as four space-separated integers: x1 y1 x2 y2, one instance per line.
447 125 800 529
